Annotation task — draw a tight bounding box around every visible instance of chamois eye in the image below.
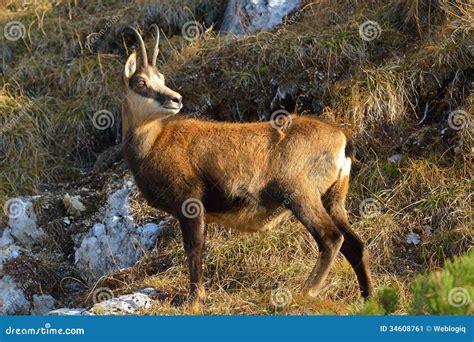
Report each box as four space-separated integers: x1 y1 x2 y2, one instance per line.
136 80 146 89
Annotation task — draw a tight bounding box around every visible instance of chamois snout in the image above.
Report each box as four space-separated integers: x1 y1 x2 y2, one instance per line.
159 89 182 110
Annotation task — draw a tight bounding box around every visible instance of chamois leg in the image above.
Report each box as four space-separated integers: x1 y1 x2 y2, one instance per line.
288 191 344 297
331 208 373 299
178 214 206 312
323 177 373 299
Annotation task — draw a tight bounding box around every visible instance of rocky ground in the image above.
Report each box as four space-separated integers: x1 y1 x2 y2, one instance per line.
0 159 173 314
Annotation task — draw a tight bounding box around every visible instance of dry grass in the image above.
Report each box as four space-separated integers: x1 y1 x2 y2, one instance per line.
0 0 472 314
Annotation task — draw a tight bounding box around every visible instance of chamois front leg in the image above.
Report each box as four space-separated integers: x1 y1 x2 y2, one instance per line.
178 211 206 313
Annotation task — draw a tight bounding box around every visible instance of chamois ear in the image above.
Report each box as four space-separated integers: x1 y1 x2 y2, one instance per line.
124 51 137 80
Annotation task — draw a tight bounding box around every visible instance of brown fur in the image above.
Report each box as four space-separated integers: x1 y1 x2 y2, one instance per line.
121 26 373 309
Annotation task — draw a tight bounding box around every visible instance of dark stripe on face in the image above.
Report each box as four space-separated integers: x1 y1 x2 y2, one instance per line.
130 76 169 104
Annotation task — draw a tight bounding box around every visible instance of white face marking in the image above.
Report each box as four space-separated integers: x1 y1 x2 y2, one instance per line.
149 73 165 91
126 89 179 120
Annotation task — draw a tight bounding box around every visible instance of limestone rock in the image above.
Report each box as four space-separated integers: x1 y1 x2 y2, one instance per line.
221 0 301 36
63 194 86 216
0 275 30 315
6 198 45 247
30 294 56 315
74 179 166 283
90 292 152 315
48 308 94 316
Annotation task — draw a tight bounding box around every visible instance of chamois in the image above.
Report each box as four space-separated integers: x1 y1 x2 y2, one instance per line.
121 25 373 311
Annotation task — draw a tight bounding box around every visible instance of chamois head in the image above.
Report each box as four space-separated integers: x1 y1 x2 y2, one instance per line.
122 25 183 122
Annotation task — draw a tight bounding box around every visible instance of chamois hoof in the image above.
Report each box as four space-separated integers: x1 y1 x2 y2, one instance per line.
187 299 202 315
187 287 206 314
197 287 207 301
302 287 320 299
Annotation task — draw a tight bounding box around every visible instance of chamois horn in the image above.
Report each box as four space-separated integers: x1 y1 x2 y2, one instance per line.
126 26 148 66
150 24 160 67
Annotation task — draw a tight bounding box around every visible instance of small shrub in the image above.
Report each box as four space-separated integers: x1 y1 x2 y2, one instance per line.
410 250 473 315
355 286 400 315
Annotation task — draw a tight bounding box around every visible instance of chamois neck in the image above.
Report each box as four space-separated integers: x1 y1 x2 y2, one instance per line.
131 118 163 158
122 99 167 157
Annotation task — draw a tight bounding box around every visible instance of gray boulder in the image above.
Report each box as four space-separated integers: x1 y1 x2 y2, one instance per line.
0 197 47 315
90 292 152 315
221 0 301 36
30 294 56 315
74 179 166 283
0 229 21 266
0 275 30 315
5 198 45 247
48 308 94 316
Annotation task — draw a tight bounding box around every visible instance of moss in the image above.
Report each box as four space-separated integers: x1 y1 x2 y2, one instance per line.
382 161 400 176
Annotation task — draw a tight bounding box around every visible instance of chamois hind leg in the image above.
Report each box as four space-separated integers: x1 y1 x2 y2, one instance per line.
323 175 373 299
177 212 206 313
287 190 344 297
